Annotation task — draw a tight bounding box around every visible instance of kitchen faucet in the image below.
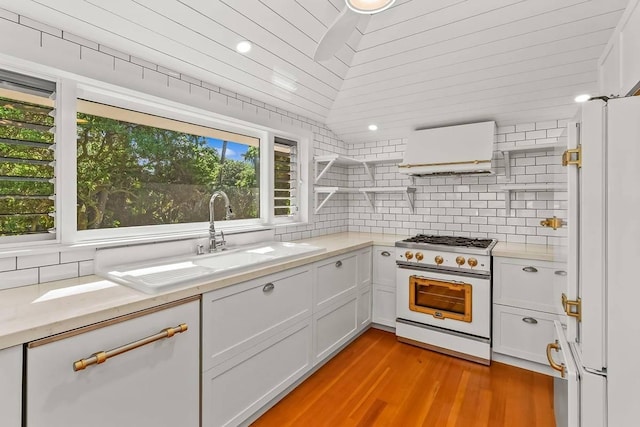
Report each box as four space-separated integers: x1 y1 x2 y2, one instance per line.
208 190 233 253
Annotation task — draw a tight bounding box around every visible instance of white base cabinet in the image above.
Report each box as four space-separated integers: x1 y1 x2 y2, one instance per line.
492 256 566 375
372 246 396 328
0 345 22 427
202 248 373 427
202 320 313 427
26 298 200 427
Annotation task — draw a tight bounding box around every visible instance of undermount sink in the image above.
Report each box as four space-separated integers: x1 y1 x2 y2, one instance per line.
97 241 325 295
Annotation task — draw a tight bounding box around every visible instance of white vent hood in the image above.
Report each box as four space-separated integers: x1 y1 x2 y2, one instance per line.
399 121 495 176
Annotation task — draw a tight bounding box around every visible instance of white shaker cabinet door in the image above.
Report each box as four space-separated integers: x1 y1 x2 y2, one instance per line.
0 345 22 427
26 298 200 427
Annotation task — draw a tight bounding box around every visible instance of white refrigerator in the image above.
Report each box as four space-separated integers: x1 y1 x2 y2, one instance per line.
551 96 640 427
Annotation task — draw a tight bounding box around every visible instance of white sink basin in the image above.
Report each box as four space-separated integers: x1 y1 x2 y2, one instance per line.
97 241 325 294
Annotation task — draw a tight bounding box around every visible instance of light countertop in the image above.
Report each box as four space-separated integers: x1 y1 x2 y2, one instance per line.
492 242 567 262
0 232 405 350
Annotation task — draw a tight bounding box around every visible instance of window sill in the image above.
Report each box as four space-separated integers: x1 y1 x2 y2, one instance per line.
0 223 276 259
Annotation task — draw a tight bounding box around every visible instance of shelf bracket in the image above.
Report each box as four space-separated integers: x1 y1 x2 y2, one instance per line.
405 189 415 213
503 151 511 181
504 190 512 215
314 190 337 214
314 158 336 184
362 162 374 182
361 191 375 211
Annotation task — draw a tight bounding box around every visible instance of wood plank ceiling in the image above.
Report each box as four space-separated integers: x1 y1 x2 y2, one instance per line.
1 0 628 143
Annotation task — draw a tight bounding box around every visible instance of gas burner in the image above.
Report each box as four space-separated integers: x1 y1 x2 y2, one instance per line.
401 234 495 249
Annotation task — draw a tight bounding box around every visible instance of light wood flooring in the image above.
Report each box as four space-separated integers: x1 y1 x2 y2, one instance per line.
252 328 555 427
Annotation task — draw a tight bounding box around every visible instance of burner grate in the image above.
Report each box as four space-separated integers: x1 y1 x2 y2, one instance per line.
402 234 494 249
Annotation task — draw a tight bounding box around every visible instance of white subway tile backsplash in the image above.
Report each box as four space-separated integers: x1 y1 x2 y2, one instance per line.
17 253 59 269
79 260 95 277
60 249 95 263
346 119 569 246
0 268 39 290
40 263 79 283
0 257 16 272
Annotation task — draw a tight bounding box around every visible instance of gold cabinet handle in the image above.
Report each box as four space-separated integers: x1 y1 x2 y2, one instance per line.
546 340 565 378
540 216 565 230
73 323 188 372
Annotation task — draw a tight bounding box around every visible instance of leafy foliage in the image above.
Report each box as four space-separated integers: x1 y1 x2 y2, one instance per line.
76 112 259 230
0 96 54 236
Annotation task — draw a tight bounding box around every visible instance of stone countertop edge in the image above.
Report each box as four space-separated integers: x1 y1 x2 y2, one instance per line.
0 232 404 350
491 241 567 262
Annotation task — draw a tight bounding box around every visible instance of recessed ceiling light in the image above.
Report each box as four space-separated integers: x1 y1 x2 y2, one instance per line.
236 41 252 54
368 124 378 131
346 0 396 14
574 94 591 103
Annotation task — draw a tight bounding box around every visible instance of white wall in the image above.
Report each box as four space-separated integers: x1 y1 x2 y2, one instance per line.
346 120 568 246
0 9 569 290
0 9 348 289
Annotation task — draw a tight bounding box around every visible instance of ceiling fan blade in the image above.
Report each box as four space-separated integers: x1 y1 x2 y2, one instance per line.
314 7 362 62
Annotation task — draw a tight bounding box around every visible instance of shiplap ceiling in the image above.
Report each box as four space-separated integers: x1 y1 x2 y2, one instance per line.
2 0 628 142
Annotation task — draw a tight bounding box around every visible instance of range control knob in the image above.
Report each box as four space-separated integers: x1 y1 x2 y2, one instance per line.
434 255 444 265
468 258 478 268
456 256 466 266
405 251 414 260
415 252 424 261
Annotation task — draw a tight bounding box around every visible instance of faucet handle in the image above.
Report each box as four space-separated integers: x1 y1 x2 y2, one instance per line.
196 244 205 255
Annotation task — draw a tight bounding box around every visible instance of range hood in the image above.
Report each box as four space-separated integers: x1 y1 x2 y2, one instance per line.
399 121 495 176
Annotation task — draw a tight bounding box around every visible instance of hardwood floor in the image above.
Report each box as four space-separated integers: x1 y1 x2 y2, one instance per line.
252 328 555 427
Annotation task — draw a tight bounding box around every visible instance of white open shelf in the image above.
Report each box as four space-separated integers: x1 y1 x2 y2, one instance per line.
314 186 416 213
314 154 403 183
500 142 565 180
502 183 568 213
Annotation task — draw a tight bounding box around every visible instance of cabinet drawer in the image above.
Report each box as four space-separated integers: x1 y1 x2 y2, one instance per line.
0 345 21 427
314 296 358 362
202 267 312 370
373 285 396 328
202 320 312 427
315 253 358 310
493 305 558 365
26 299 200 427
494 257 566 314
373 247 396 286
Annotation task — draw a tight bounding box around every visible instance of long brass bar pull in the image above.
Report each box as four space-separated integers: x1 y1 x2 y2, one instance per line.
73 323 188 372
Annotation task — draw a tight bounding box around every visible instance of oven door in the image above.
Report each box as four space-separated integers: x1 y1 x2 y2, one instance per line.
396 265 490 338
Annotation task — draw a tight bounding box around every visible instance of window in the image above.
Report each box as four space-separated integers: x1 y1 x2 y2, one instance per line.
0 70 56 241
76 100 260 231
274 137 298 218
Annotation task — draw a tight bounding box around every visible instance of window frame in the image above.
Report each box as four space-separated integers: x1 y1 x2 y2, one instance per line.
0 66 311 249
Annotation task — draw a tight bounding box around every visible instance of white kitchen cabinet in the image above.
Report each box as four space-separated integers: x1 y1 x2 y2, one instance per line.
313 295 358 362
598 0 640 96
356 248 372 331
493 257 567 315
201 265 314 427
492 256 565 374
26 297 200 427
372 246 396 328
357 285 372 330
201 266 312 371
313 252 360 362
0 345 22 427
315 251 358 311
202 319 313 427
493 305 558 365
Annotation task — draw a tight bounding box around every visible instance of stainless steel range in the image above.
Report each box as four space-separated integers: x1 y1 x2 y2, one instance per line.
395 234 497 365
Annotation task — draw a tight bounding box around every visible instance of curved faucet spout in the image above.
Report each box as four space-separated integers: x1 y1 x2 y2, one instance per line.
208 190 233 253
209 190 232 223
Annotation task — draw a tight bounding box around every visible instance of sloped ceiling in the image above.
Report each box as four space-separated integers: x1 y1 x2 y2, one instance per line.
0 0 628 142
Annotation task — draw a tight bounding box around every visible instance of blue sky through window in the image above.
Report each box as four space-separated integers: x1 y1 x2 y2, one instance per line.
205 137 250 162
